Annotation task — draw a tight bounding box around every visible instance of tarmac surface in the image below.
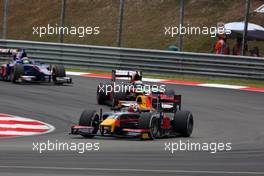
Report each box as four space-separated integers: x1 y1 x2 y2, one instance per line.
0 75 263 176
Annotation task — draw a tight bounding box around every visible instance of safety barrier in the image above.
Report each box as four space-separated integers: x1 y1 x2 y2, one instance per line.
0 39 263 80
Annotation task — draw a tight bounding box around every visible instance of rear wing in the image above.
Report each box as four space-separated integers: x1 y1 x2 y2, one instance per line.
0 48 18 56
151 94 182 112
112 70 142 82
0 48 18 64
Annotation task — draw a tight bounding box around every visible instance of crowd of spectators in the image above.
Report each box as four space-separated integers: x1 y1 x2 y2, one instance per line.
214 35 261 57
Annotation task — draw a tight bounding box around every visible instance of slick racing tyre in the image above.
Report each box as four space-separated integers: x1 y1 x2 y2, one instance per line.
79 110 100 138
172 111 194 137
97 83 107 105
111 90 127 108
52 65 66 84
138 113 159 140
11 64 24 83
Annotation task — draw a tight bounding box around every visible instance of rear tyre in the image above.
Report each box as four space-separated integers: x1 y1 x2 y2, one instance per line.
97 83 106 104
11 64 24 83
111 90 127 107
52 65 66 85
138 113 159 139
172 111 194 137
79 110 100 138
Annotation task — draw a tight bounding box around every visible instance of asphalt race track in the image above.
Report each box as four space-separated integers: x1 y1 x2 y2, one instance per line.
0 75 264 176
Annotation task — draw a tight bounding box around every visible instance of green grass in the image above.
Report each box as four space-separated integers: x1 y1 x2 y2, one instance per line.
66 68 264 88
5 0 264 55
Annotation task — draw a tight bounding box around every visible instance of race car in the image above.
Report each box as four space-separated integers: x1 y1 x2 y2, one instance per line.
70 94 193 140
0 48 72 84
96 70 165 107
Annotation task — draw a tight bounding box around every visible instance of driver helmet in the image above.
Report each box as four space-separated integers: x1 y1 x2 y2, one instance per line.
16 49 27 60
22 57 30 64
132 71 141 81
134 80 143 85
128 104 140 112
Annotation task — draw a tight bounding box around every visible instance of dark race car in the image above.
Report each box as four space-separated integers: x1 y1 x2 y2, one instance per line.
0 48 72 84
96 70 165 107
70 94 193 140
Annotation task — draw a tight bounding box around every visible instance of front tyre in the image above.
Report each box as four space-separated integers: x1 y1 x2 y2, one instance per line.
79 110 100 138
52 65 66 85
11 64 24 83
138 113 159 140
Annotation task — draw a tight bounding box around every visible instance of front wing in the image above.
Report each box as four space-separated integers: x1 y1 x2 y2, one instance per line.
70 125 151 139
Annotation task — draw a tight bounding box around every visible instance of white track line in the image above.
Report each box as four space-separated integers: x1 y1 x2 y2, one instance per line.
66 71 250 90
142 78 164 82
66 71 264 93
0 166 263 175
66 71 88 76
199 83 247 89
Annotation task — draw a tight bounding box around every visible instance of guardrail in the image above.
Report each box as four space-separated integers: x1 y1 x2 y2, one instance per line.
0 39 264 80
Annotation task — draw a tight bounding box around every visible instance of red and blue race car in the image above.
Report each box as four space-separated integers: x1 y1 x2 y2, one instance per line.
0 48 72 84
71 94 194 140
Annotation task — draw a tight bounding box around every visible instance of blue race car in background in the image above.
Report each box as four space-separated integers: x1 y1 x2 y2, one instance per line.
0 48 72 84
